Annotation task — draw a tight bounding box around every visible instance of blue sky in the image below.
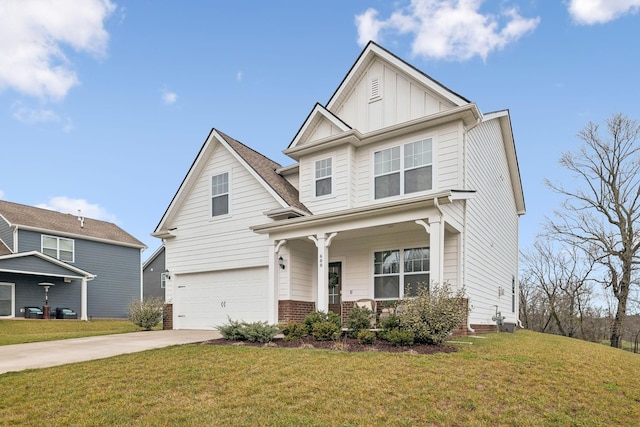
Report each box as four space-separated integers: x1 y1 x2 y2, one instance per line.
1 0 639 261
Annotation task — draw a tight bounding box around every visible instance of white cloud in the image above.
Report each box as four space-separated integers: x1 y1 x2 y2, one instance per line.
568 0 640 25
37 196 118 223
0 0 116 101
161 88 177 105
355 0 540 61
11 101 74 131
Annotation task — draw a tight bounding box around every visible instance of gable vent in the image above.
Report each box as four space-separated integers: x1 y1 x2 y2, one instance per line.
369 76 382 101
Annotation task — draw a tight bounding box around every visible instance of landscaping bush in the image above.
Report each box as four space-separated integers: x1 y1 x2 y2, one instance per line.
218 318 280 343
379 312 401 332
302 311 341 335
396 282 468 345
280 320 307 341
384 328 415 346
347 306 375 337
128 297 164 330
357 329 376 345
311 320 342 341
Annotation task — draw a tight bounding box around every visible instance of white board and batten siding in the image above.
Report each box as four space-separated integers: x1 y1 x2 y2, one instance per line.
334 59 456 134
166 143 281 328
465 119 520 325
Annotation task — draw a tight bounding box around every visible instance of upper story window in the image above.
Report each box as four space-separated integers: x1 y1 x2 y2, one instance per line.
315 158 332 197
211 172 229 217
42 235 74 262
373 247 429 299
374 138 433 199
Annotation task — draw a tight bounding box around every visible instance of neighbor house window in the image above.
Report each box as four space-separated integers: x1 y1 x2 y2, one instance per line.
211 172 229 217
374 138 432 199
373 247 429 299
42 235 74 262
315 158 332 197
160 272 167 289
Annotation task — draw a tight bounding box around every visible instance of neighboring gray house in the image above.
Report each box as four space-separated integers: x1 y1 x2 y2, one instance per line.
142 245 166 301
0 200 146 320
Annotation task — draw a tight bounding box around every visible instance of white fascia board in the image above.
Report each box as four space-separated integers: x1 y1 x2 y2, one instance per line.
327 43 469 112
483 110 526 215
251 191 455 235
289 104 351 150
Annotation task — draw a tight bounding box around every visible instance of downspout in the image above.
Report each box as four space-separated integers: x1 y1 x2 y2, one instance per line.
462 119 481 334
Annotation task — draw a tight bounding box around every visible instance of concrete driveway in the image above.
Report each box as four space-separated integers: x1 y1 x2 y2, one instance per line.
0 329 220 374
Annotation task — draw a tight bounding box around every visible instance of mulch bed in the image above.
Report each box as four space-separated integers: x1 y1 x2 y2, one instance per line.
201 337 458 355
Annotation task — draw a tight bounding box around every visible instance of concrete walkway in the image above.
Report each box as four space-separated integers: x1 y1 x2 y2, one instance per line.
0 329 220 374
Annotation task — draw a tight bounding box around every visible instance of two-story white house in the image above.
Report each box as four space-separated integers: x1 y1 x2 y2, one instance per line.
152 42 525 333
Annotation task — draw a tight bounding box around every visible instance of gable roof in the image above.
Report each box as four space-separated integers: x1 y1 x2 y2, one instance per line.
327 41 470 113
0 200 145 249
0 250 95 279
289 103 352 150
153 129 310 237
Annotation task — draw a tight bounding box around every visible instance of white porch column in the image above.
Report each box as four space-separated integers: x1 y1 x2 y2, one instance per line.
428 217 445 285
80 277 88 321
309 233 337 313
268 243 277 324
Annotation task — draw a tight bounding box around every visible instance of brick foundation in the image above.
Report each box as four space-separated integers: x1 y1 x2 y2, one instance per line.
163 304 173 330
278 300 316 324
469 324 498 334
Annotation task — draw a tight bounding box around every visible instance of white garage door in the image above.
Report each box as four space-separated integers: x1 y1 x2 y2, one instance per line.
174 267 268 330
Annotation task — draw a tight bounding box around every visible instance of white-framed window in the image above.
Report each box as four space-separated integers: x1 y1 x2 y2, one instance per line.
160 272 167 289
0 282 15 317
211 172 230 217
373 247 430 299
42 235 74 262
374 138 433 199
315 158 332 197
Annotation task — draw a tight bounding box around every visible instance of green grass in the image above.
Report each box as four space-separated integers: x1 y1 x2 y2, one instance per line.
0 319 149 345
1 330 638 426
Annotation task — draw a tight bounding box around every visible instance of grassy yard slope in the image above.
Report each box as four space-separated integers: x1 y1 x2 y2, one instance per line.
0 320 145 345
1 330 638 426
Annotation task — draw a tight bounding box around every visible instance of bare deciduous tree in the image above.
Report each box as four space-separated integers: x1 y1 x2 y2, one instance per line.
546 113 640 348
520 239 595 338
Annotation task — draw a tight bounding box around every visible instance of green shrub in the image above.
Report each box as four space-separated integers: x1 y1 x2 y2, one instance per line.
396 282 468 345
357 329 376 345
218 317 246 340
218 318 280 343
128 297 164 330
242 321 280 343
302 311 341 335
280 320 306 341
311 320 342 341
379 313 401 332
384 328 415 346
347 306 375 337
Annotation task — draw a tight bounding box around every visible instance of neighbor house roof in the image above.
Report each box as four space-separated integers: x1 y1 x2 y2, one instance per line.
0 200 145 248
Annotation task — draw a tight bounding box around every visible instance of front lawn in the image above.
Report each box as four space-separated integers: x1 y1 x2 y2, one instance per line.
0 319 147 345
1 330 638 426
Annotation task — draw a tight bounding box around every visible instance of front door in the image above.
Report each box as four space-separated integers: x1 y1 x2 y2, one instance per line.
328 262 341 316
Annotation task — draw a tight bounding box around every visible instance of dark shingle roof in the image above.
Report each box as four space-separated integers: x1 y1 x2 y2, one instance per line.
216 130 310 214
0 200 145 248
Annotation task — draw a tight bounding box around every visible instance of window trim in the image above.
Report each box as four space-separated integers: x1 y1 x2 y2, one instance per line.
41 235 75 263
373 247 430 300
372 138 433 200
210 171 231 218
314 157 333 198
160 272 167 289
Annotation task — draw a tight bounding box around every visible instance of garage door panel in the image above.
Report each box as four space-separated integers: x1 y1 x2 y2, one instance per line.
174 268 268 330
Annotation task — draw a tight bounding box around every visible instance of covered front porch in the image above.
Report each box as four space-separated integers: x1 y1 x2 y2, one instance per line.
253 192 471 325
0 251 95 320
